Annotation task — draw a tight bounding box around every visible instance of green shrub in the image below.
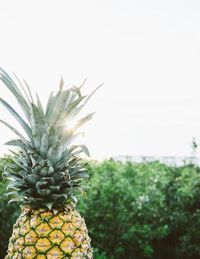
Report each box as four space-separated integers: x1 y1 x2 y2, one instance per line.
0 156 19 258
78 159 200 259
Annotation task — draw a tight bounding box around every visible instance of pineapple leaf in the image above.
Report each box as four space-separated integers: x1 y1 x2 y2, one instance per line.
62 132 84 149
47 90 71 125
46 88 63 119
4 139 33 151
45 201 54 210
70 170 89 179
23 79 34 104
0 97 32 140
0 68 22 95
12 157 28 171
8 198 21 204
76 83 102 112
59 76 64 90
6 191 18 196
0 119 27 142
55 95 87 128
70 195 78 204
80 144 90 157
30 103 48 136
47 144 59 161
36 92 44 115
79 78 87 90
48 126 58 146
13 72 32 105
67 95 87 112
39 133 49 157
0 68 31 121
45 91 54 116
72 112 96 132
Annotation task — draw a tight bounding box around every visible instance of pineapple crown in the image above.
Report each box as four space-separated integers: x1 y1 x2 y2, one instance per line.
0 68 101 209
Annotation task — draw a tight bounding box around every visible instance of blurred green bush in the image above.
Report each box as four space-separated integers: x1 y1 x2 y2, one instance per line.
78 159 200 259
0 156 19 258
1 157 200 258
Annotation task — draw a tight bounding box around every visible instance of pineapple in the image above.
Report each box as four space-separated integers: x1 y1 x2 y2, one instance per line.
0 68 101 258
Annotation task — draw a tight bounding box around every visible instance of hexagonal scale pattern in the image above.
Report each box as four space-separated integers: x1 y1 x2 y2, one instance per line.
6 205 92 258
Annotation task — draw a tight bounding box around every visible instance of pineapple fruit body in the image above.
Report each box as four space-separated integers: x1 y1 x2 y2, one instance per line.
6 205 92 259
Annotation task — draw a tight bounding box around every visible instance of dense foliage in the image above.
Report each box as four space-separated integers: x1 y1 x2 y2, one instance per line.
0 156 19 259
1 157 200 258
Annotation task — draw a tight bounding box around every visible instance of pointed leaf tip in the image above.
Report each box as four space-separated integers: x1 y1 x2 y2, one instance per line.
80 144 90 157
59 76 64 91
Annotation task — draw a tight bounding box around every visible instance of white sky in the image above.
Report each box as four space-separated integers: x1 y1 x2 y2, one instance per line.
0 0 200 160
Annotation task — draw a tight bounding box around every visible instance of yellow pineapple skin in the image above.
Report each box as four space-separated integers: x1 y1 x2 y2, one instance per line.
6 205 92 259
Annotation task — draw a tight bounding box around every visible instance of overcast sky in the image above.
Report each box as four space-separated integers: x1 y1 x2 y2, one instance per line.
0 0 200 160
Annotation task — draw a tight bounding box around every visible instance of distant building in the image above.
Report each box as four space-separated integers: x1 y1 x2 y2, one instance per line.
113 155 200 166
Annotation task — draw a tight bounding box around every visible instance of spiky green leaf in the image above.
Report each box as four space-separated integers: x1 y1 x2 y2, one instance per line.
0 98 32 139
0 119 27 142
0 68 31 121
80 144 90 157
36 92 44 115
30 103 48 136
